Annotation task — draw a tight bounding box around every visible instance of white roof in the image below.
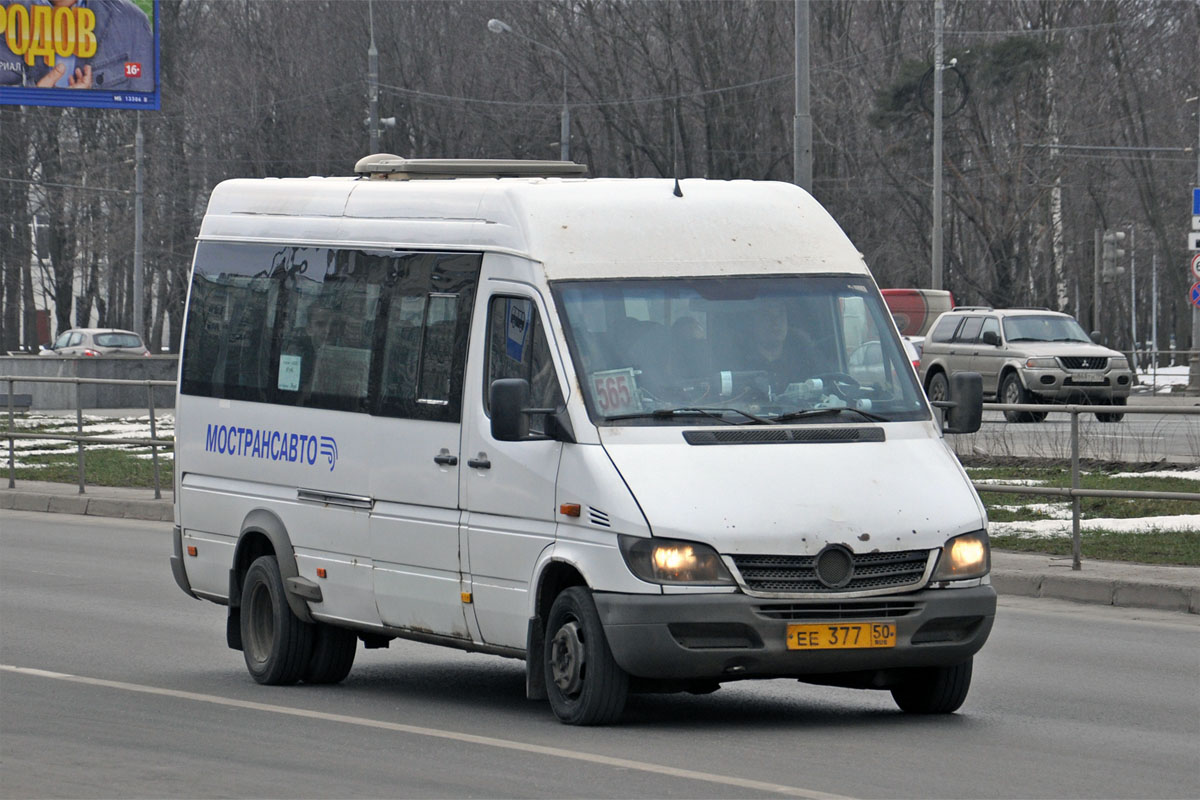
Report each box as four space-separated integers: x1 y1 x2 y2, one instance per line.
199 176 870 280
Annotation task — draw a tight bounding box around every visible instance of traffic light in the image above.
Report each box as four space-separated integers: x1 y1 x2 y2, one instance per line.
1101 230 1126 280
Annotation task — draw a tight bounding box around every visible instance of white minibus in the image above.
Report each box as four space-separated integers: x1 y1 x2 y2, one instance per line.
171 156 993 725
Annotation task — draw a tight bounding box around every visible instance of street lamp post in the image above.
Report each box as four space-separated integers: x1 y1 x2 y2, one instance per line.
488 18 570 162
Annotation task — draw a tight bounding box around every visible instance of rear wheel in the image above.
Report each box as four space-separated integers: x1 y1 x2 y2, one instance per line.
891 659 973 714
303 624 357 684
1001 373 1045 423
926 371 949 403
1095 396 1126 423
241 555 313 685
544 587 629 725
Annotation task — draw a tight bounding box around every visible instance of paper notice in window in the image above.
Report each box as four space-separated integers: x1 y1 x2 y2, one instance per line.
278 353 302 391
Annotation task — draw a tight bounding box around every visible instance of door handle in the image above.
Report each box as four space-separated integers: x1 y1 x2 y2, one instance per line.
467 456 492 470
433 453 458 466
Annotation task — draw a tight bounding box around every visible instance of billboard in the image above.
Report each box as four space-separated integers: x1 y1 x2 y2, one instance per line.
0 0 159 110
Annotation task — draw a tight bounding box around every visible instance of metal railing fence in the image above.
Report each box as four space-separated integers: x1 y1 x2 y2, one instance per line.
970 402 1199 571
4 375 175 499
4 376 1198 570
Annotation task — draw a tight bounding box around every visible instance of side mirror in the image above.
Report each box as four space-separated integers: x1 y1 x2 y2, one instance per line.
944 372 983 434
489 378 530 441
1090 330 1101 343
980 330 1000 347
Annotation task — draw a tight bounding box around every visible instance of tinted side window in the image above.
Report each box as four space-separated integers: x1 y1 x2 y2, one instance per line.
375 253 480 422
955 316 984 343
485 296 563 430
929 316 960 343
181 243 480 421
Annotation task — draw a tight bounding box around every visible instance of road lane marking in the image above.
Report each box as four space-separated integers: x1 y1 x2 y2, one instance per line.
1 664 851 800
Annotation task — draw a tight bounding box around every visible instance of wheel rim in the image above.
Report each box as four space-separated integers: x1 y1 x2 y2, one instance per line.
246 582 273 666
929 377 946 402
1003 379 1020 405
550 619 586 697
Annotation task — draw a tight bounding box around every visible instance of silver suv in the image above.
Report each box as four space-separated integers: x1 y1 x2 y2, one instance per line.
919 308 1133 423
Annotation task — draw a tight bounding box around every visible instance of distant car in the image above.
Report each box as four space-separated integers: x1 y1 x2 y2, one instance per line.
918 308 1132 423
846 337 922 387
40 328 151 357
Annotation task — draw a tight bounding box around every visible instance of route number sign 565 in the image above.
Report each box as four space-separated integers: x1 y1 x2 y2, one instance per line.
591 368 641 415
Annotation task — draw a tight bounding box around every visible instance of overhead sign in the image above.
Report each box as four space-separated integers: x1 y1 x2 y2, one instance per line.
0 0 159 110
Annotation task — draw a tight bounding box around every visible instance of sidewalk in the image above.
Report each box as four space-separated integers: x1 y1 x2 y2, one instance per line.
2 479 1197 615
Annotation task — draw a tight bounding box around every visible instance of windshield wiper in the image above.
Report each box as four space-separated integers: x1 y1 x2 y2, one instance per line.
771 406 890 424
605 407 770 425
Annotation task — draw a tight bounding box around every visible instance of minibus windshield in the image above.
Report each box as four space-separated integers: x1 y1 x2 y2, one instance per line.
553 276 929 425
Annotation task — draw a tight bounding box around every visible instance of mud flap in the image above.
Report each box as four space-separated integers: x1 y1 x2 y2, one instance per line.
526 616 547 700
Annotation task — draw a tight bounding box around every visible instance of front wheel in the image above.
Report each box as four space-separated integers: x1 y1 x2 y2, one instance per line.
544 587 629 725
1000 374 1044 423
241 555 313 685
891 659 973 714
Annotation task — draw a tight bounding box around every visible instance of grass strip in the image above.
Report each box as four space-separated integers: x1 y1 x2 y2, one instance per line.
991 531 1200 566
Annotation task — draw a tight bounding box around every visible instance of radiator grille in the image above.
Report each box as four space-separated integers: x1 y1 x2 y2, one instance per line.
1060 356 1108 370
732 549 931 594
754 601 920 621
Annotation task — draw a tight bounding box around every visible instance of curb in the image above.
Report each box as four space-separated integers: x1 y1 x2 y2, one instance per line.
990 570 1199 615
3 487 1196 614
0 488 173 522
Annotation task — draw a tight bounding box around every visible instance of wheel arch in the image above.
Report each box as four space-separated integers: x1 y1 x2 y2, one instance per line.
231 508 313 623
923 364 947 393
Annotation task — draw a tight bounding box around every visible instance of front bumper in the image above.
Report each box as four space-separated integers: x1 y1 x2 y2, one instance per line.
1023 368 1132 401
594 585 996 681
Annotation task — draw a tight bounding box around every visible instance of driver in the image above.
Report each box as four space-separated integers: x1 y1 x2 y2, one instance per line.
742 300 814 394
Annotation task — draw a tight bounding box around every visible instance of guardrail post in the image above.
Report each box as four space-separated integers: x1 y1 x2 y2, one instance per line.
1071 408 1081 571
147 382 161 500
75 379 85 495
7 377 14 489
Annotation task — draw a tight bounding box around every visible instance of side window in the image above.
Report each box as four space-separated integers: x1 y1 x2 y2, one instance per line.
955 316 984 343
485 296 564 430
980 317 1000 343
182 243 480 420
929 315 960 343
181 241 281 402
67 333 84 347
375 253 481 422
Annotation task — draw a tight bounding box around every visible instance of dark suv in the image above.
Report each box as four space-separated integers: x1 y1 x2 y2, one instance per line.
919 308 1133 422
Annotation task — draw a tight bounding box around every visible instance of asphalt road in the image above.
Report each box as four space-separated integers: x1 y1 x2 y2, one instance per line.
2 511 1198 800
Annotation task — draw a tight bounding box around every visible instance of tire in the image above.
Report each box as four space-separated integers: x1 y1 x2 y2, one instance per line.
544 587 629 725
1000 373 1043 423
925 371 949 403
891 658 973 714
303 624 357 684
1095 396 1126 423
240 555 313 685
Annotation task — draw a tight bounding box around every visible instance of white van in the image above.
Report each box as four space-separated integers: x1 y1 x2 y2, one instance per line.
171 156 993 725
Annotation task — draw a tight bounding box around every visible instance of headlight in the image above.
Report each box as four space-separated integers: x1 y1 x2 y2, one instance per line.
618 535 735 585
931 531 990 582
1109 356 1129 370
1025 357 1057 368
